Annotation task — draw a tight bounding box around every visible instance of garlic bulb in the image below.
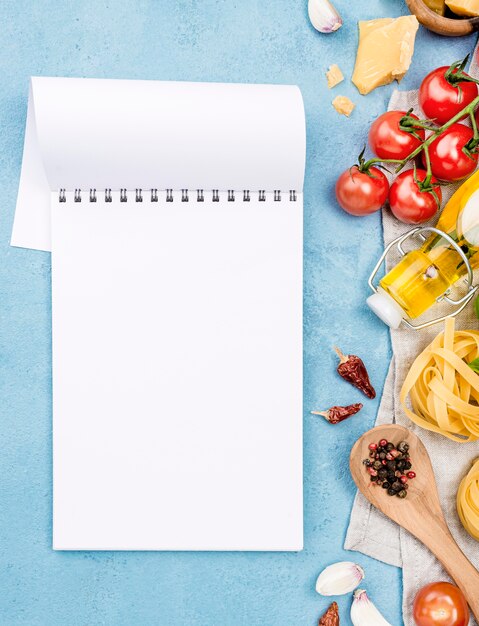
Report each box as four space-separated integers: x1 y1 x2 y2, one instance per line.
308 0 343 33
350 589 393 626
315 561 365 596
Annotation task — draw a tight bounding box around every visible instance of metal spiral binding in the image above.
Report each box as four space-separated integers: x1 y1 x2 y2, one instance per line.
58 188 298 203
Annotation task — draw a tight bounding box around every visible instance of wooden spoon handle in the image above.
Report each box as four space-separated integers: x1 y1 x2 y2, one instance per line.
441 541 479 620
422 524 479 620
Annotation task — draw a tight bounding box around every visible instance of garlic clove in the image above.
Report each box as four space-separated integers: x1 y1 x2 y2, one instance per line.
308 0 343 34
350 589 394 626
315 561 365 596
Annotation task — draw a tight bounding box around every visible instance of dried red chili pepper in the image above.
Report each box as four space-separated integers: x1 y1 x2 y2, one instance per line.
318 601 339 626
334 347 376 399
311 403 363 424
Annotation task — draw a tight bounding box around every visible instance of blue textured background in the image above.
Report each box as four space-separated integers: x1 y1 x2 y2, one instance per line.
0 1 474 624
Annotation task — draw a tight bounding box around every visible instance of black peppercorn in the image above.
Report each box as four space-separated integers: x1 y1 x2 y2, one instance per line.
364 439 415 500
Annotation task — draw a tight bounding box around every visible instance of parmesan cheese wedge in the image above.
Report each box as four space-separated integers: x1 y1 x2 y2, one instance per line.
352 16 419 96
446 0 479 16
332 95 355 117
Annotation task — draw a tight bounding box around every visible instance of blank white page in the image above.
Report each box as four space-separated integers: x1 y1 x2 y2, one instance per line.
52 190 303 550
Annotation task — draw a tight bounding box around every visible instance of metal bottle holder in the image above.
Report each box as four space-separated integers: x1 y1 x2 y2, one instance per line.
368 226 479 330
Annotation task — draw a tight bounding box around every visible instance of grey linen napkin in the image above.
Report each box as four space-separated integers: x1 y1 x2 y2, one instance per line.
345 54 479 625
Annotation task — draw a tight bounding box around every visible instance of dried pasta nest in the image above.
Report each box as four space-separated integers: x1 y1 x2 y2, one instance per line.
400 318 479 443
457 458 479 541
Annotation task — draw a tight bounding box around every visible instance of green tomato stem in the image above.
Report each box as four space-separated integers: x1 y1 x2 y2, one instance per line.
423 144 432 188
359 94 479 177
470 109 479 142
361 157 403 171
393 93 479 174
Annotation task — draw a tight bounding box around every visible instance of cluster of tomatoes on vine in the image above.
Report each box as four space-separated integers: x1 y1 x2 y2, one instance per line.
336 56 479 225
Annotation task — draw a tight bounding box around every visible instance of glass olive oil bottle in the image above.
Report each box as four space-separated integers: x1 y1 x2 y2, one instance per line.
368 169 479 328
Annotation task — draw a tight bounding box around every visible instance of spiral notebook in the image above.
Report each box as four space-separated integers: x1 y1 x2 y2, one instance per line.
12 77 306 551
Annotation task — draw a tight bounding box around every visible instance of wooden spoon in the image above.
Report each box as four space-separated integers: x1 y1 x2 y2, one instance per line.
406 0 479 36
350 424 479 620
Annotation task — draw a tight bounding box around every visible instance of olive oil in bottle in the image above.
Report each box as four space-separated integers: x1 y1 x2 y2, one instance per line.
368 169 479 328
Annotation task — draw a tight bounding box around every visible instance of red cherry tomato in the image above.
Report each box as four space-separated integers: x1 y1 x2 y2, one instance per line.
389 169 441 225
335 166 389 216
419 64 478 125
413 582 469 626
369 110 425 160
422 123 478 182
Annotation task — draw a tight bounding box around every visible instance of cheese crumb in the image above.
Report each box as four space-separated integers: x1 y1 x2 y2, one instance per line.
326 64 344 89
332 95 355 117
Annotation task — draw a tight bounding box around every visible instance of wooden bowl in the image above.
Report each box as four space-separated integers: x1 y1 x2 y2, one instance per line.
406 0 479 36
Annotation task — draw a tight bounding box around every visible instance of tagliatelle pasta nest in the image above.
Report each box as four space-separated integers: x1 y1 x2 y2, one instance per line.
457 459 479 541
400 317 479 443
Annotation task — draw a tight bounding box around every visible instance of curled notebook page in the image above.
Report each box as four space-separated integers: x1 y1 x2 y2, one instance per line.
12 77 306 251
